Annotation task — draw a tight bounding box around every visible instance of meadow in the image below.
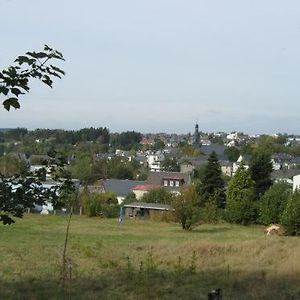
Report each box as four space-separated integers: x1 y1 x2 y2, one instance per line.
0 214 300 299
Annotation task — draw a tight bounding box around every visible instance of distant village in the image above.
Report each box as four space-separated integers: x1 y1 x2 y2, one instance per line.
1 124 300 216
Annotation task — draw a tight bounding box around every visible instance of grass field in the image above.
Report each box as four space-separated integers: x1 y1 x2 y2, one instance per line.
0 214 300 299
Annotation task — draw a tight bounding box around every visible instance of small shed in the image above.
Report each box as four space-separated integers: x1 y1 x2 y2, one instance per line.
124 202 174 219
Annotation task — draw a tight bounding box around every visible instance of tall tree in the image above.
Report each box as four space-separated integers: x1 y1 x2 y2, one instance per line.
249 152 273 199
199 151 225 207
258 182 291 225
226 165 256 224
281 191 300 236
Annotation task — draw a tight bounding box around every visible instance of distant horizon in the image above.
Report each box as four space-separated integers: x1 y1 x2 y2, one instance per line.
0 126 297 137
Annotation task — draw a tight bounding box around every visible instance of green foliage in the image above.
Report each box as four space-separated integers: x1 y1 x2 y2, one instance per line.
110 131 142 151
198 151 225 207
200 198 222 224
122 191 137 205
0 45 65 111
69 155 93 184
107 157 141 180
224 146 240 162
258 182 291 225
226 165 256 224
281 191 300 236
0 175 63 225
83 191 119 218
0 154 22 177
249 152 273 199
141 188 173 204
161 157 180 172
179 144 201 157
172 186 200 230
151 139 165 151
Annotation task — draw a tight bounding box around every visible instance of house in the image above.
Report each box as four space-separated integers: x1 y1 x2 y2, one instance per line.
271 153 300 170
201 144 227 156
180 155 233 176
220 161 233 177
147 151 165 172
233 154 251 175
271 169 300 185
131 184 160 200
293 174 300 191
147 171 191 190
102 179 146 204
179 156 209 173
131 171 191 199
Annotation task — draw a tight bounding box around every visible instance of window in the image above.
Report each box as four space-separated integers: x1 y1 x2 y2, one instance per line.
164 180 168 187
175 180 180 187
170 180 174 187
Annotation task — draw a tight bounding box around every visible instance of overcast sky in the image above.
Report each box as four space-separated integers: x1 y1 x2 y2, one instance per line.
1 0 300 134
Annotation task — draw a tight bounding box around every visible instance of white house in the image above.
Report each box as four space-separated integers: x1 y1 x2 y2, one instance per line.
293 174 300 192
147 151 165 172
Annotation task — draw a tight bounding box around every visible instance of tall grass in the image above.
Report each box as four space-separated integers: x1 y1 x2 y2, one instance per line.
0 214 300 299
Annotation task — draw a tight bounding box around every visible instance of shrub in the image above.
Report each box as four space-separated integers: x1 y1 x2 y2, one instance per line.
83 192 119 218
258 182 291 225
226 165 256 224
200 199 222 224
172 185 200 230
281 191 300 236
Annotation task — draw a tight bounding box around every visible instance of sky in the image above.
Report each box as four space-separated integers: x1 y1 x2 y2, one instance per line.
1 0 300 134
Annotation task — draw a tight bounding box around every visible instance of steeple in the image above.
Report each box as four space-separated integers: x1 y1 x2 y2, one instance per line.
193 123 200 145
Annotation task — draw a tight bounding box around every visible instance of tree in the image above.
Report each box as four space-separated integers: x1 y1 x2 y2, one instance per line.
141 188 173 204
69 155 93 185
258 182 291 225
249 152 273 199
226 165 256 224
198 151 225 207
0 45 65 110
152 139 165 151
172 185 200 230
224 146 240 162
281 191 300 236
0 46 65 224
83 191 119 218
0 154 21 177
161 157 180 172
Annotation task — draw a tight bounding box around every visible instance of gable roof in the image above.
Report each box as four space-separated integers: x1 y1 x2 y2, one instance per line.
103 179 145 197
201 144 226 156
146 171 191 186
271 169 300 180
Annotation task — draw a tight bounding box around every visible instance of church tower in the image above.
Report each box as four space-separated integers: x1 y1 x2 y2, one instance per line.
193 123 200 145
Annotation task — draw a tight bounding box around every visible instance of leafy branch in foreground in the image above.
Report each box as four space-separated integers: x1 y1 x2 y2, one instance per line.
0 45 65 111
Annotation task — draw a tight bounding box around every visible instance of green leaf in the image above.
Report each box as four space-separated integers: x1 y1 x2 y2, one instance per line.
10 87 24 96
3 98 20 111
0 86 9 96
50 65 65 75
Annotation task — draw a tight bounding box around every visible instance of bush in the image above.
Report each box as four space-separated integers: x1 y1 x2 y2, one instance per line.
172 186 200 230
225 165 256 225
141 188 173 204
200 199 222 224
259 182 291 225
281 191 300 236
83 192 119 218
149 210 175 222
